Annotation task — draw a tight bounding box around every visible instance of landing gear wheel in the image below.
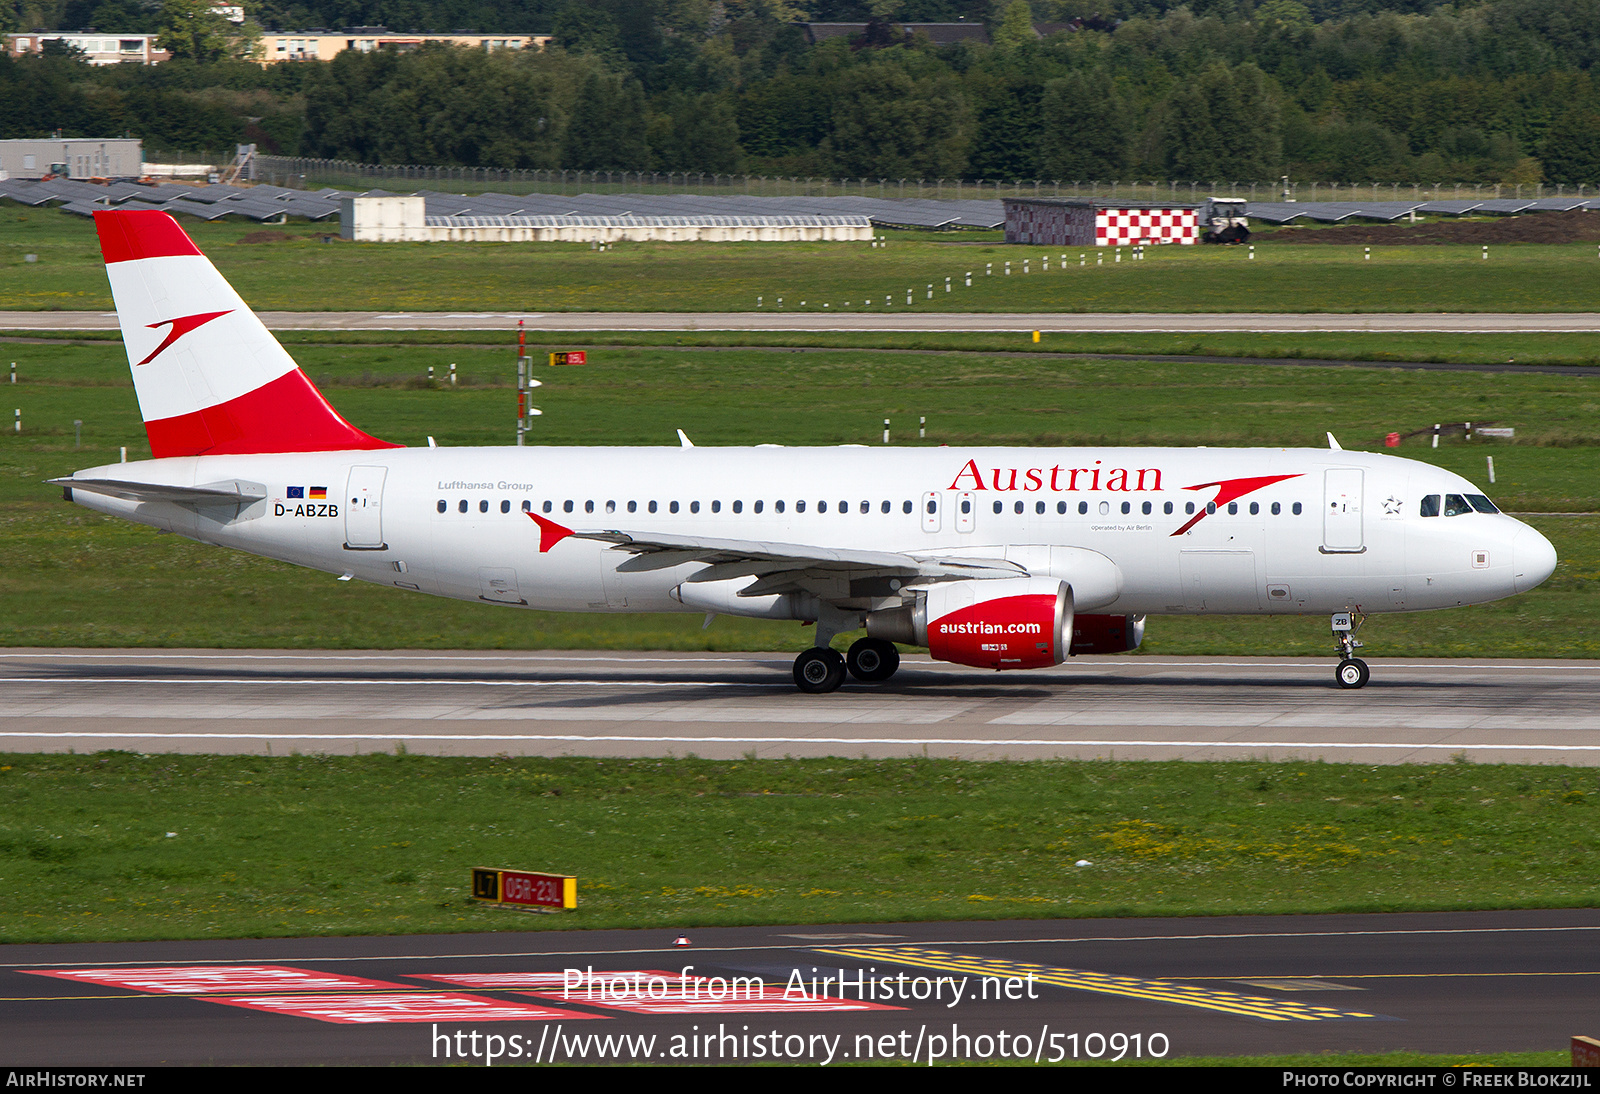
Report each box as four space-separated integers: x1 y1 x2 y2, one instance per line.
847 637 900 683
1335 658 1370 689
794 647 846 693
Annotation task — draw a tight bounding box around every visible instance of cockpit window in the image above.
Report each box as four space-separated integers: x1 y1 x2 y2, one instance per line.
1420 494 1440 517
1443 493 1473 517
1466 494 1499 514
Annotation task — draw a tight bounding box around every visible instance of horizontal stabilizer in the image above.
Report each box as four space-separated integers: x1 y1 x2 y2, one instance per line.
50 477 267 507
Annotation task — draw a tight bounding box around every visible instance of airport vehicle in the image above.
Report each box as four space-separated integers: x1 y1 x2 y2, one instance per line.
1201 197 1251 244
56 210 1557 693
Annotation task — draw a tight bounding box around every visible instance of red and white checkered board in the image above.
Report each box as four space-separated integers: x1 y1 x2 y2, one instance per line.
1095 209 1196 245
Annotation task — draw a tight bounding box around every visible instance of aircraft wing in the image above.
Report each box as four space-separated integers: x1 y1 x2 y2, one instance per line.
531 514 1024 596
49 477 268 506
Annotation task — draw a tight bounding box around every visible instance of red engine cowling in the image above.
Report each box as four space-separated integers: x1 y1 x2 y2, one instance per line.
868 578 1072 671
1068 614 1146 655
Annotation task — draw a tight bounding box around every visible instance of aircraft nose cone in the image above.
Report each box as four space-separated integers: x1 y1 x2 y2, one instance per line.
1512 525 1557 594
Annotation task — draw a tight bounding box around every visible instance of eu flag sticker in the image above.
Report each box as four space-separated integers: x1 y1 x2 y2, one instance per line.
287 486 304 499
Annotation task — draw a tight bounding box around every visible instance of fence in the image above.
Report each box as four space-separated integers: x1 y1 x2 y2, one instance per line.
252 158 1586 203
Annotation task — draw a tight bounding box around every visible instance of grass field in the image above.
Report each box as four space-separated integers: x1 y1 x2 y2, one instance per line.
2 340 1598 654
16 326 1600 369
4 753 1598 944
7 203 1600 313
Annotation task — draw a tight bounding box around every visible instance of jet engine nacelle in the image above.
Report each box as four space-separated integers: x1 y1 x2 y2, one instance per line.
867 577 1072 670
1068 613 1146 655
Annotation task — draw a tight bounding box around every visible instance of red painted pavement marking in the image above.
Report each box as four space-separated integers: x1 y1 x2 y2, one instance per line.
27 965 405 994
206 992 601 1024
415 969 905 1015
411 970 681 991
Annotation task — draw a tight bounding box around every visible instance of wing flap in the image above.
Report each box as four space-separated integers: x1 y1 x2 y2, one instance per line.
565 527 1025 588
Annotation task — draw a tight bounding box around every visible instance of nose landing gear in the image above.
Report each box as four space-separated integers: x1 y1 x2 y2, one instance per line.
1331 610 1369 689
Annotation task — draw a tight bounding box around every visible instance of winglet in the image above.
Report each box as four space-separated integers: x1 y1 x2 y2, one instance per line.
1327 432 1343 450
527 511 574 552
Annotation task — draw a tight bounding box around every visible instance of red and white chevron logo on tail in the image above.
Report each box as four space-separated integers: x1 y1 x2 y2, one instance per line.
137 310 234 366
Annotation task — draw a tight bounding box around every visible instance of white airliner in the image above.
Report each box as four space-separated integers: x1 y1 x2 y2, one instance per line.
57 210 1558 692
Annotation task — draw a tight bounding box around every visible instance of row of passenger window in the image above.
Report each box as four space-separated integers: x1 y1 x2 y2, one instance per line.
435 497 1307 517
437 498 920 515
983 499 1304 517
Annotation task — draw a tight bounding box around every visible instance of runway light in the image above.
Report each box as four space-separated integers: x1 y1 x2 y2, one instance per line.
1075 859 1092 867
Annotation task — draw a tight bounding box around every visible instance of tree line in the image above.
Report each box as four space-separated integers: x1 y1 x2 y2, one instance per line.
6 0 1600 185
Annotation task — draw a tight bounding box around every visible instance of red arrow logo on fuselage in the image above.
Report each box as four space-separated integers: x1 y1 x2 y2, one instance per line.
1171 473 1304 536
136 310 234 366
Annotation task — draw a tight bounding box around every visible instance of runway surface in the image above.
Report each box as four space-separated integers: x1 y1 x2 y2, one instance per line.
6 650 1600 765
7 311 1600 333
3 909 1594 1064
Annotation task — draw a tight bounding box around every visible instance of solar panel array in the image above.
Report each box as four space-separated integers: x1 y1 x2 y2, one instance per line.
0 177 1005 228
0 176 342 222
1242 197 1600 224
409 190 1006 228
4 176 1595 230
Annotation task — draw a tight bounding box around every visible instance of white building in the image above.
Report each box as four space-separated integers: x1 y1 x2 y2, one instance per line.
340 196 875 243
0 138 143 179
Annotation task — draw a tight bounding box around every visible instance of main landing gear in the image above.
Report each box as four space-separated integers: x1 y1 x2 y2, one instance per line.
794 647 845 693
793 637 902 693
1331 610 1369 689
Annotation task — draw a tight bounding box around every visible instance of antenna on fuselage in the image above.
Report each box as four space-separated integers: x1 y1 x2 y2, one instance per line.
1326 432 1343 450
677 429 694 448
